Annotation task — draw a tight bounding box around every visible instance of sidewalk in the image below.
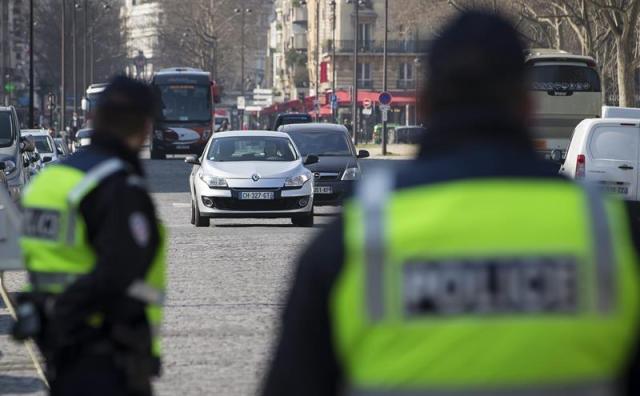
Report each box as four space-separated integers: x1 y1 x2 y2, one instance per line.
357 143 418 160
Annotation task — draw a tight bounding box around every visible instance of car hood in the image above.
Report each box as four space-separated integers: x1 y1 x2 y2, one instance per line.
203 160 304 179
304 155 357 173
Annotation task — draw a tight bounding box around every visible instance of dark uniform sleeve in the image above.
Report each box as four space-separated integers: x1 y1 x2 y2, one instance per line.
53 174 159 327
623 201 640 395
261 217 345 396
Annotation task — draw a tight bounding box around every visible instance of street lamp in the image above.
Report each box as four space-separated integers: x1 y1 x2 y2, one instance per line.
60 0 66 130
330 0 337 123
299 0 320 121
28 0 34 127
233 7 252 99
414 57 422 125
234 6 252 129
346 0 365 144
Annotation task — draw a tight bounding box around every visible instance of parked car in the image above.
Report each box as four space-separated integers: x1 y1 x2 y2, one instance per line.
372 123 400 144
272 113 312 131
559 106 640 200
395 125 427 144
54 137 70 158
21 129 59 165
74 128 94 151
280 123 369 206
0 106 31 200
187 131 316 227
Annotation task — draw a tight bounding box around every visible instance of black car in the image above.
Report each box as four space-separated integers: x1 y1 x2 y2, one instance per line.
272 113 312 131
281 123 369 206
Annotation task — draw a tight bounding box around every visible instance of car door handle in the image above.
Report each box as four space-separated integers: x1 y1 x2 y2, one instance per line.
618 165 634 170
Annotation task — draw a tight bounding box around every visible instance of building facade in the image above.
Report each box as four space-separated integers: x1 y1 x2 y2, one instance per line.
121 0 161 79
0 0 29 106
269 0 311 104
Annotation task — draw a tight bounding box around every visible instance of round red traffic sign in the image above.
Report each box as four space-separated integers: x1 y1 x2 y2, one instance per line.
363 98 372 108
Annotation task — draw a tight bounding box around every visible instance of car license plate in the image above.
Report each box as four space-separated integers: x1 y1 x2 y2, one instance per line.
176 145 189 150
239 191 274 200
314 186 333 194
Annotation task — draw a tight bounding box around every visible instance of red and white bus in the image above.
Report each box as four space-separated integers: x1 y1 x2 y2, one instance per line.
150 67 220 159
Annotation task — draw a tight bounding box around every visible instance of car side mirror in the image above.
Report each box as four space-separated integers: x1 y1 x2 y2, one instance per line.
357 150 370 159
42 156 52 163
304 154 319 165
184 155 201 165
550 149 564 164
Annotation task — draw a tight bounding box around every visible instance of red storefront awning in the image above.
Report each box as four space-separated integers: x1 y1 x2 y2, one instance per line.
332 89 416 106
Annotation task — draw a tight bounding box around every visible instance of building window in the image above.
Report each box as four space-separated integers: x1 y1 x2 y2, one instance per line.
357 63 372 88
358 23 372 49
398 63 413 80
397 62 414 89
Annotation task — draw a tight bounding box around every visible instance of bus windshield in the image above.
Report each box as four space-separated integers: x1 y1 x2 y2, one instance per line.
529 65 601 92
158 84 211 122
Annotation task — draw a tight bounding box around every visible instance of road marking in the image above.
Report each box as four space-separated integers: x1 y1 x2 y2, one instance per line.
171 203 191 208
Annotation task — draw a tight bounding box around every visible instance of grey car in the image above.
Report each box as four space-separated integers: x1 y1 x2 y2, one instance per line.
0 106 30 200
186 131 317 227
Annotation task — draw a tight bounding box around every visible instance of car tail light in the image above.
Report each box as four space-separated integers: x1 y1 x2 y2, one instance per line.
575 154 586 179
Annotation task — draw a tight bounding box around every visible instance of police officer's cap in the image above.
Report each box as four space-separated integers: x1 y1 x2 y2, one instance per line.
426 11 526 111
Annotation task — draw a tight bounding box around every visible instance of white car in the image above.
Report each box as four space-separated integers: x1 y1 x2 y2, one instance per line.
21 129 59 165
187 131 317 227
559 107 640 200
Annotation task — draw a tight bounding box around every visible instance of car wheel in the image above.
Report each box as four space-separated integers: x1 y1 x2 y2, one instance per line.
291 211 314 227
193 200 210 227
190 200 196 225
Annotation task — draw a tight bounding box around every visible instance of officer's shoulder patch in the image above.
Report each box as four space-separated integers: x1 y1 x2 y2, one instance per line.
129 212 150 247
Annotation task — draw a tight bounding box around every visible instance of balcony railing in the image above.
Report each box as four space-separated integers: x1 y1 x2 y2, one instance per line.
396 79 415 89
330 40 430 54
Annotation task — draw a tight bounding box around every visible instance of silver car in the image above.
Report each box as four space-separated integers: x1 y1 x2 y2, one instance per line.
186 131 317 227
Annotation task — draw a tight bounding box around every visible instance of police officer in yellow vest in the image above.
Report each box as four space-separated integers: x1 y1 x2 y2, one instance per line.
262 11 640 396
14 76 165 396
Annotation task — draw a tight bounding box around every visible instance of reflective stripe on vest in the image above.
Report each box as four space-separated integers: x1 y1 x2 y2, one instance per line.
128 280 165 305
358 173 617 321
30 272 164 305
66 158 125 244
348 381 615 396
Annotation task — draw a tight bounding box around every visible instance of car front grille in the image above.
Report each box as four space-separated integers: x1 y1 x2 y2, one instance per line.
313 172 340 181
210 197 308 211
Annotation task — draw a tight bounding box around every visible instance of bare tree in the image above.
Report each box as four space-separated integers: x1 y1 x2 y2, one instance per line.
156 0 268 95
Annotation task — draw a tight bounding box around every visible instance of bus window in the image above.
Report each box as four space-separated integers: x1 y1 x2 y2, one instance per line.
158 84 212 122
529 65 601 92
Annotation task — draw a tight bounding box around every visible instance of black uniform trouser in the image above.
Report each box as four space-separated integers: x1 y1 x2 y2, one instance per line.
49 354 151 396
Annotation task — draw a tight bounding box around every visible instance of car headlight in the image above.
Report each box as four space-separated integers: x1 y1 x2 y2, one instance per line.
341 167 361 180
199 173 228 188
284 173 310 187
3 160 16 176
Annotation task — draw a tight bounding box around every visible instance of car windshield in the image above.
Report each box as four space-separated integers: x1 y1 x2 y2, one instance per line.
158 84 211 122
0 112 14 147
288 130 352 156
529 65 601 92
208 136 297 162
28 136 53 153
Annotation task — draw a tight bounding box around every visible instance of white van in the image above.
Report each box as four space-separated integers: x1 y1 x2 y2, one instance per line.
559 108 640 200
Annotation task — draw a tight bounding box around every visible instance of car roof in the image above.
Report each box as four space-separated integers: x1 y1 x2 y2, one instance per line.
213 130 291 139
21 129 50 136
280 123 348 133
